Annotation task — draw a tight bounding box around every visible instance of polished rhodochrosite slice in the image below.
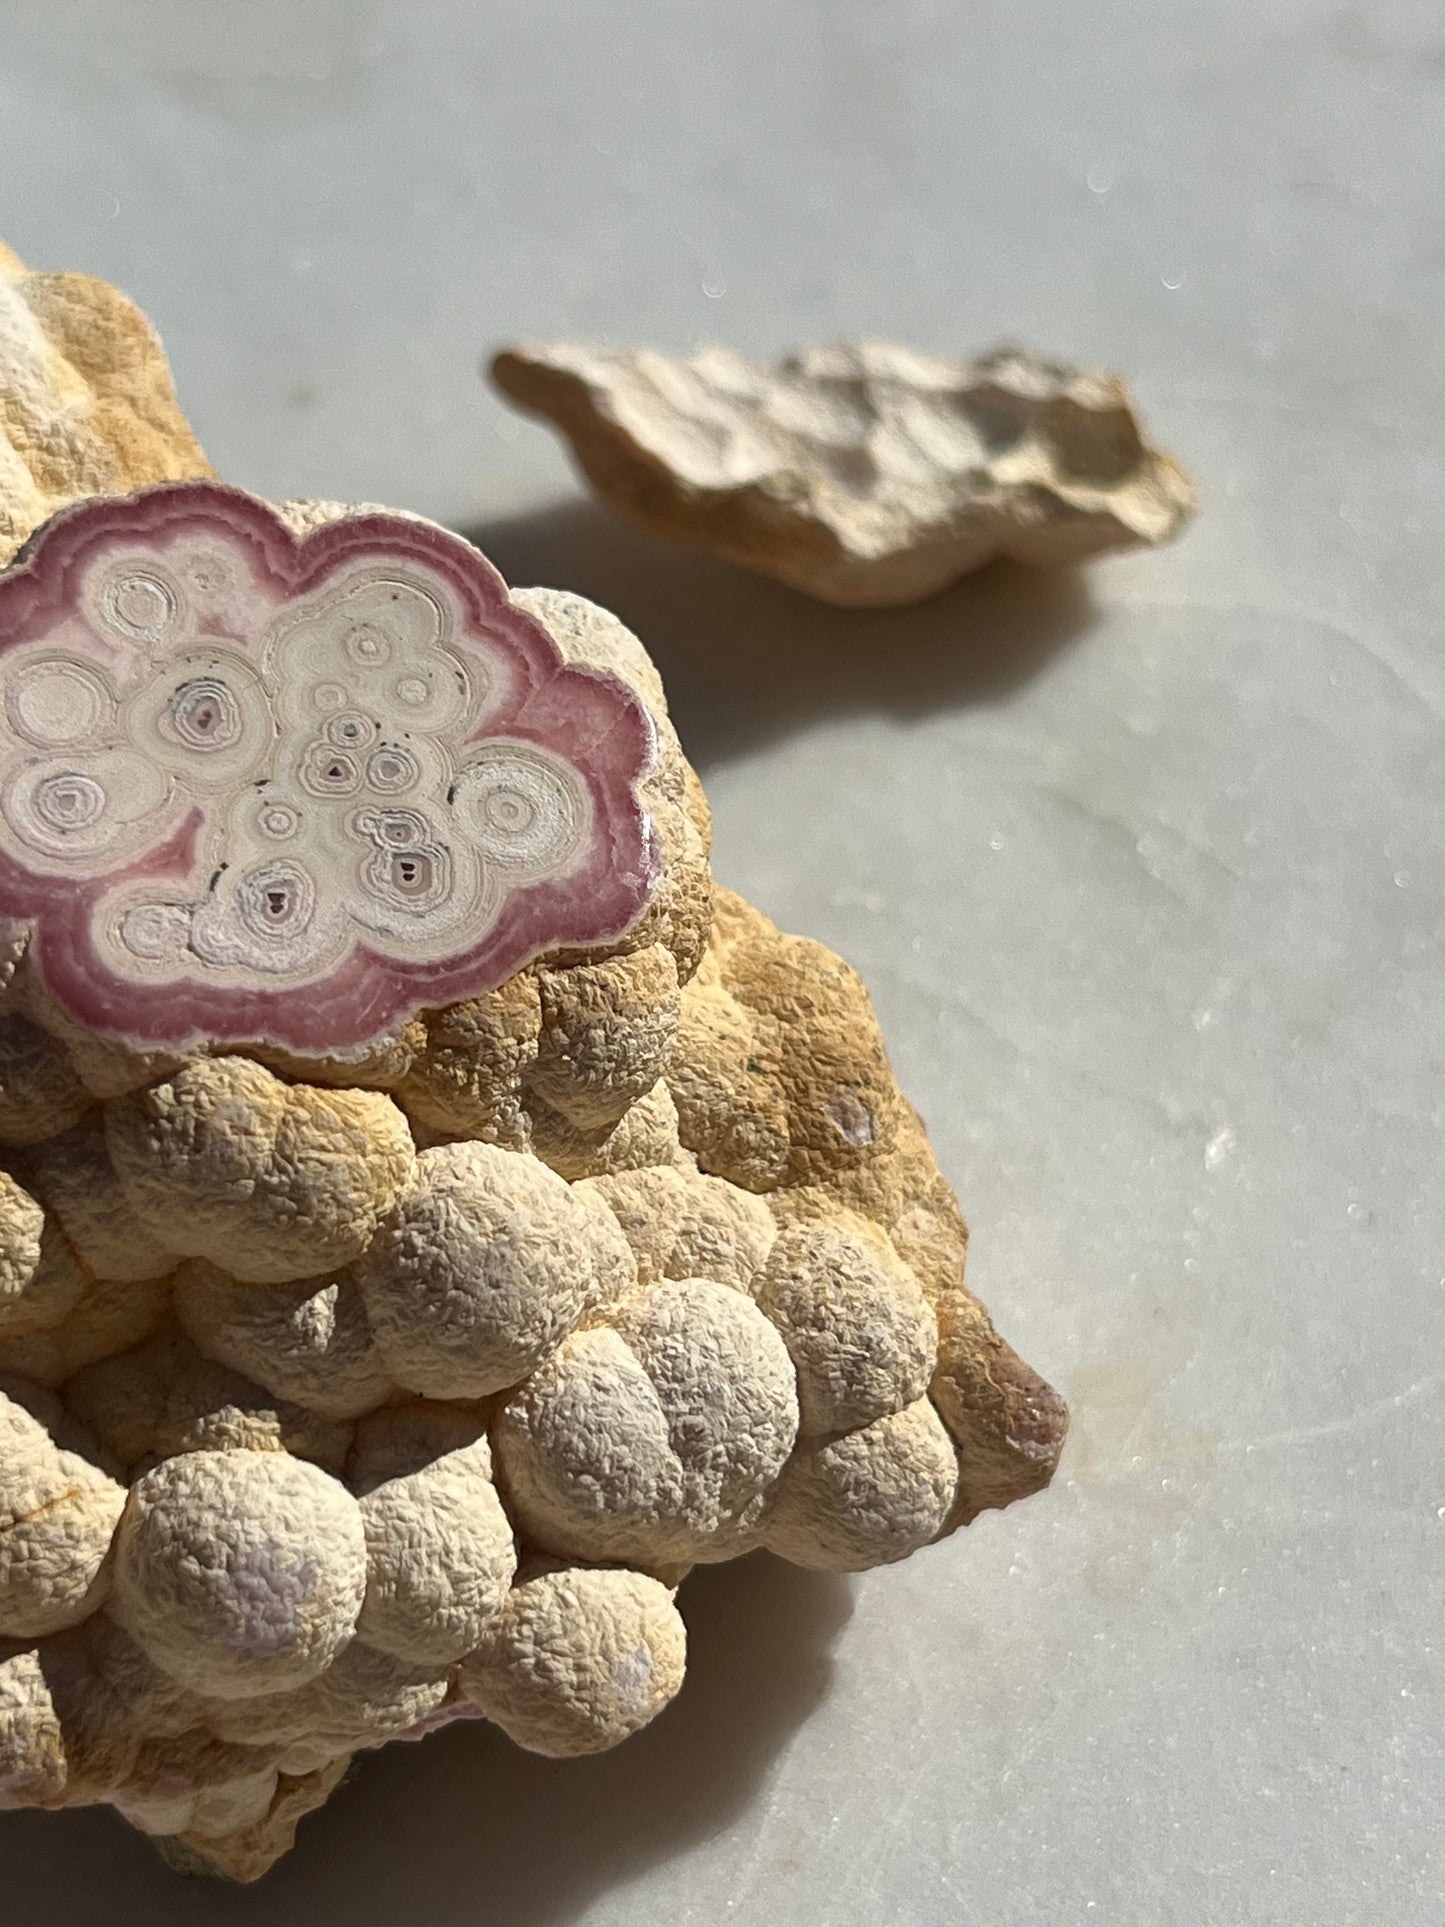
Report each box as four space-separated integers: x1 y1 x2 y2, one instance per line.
0 483 657 1055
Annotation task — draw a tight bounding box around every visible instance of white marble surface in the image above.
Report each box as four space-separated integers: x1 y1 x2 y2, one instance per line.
4 3 1443 1921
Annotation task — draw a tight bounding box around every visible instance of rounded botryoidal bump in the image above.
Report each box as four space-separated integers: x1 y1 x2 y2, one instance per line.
0 1269 172 1389
195 1638 451 1755
526 1075 685 1183
66 1324 354 1478
528 944 681 1131
752 1216 937 1436
113 1757 281 1841
0 1012 92 1148
567 1182 643 1322
0 1173 89 1341
23 1120 179 1282
173 1260 395 1421
494 1277 798 1569
110 1450 368 1699
0 1390 126 1638
0 1173 44 1308
580 1162 776 1292
0 1221 87 1343
355 1434 516 1667
355 1141 634 1401
346 1401 489 1490
393 973 542 1147
0 1646 68 1807
0 1622 142 1805
79 1612 212 1743
669 892 911 1193
0 1615 212 1811
764 1397 960 1572
104 1056 415 1286
0 1465 125 1638
458 1566 686 1756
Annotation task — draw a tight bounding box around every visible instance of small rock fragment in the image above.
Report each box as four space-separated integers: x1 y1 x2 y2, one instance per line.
491 338 1194 606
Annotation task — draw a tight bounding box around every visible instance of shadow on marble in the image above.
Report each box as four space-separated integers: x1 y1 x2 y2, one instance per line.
462 500 1096 772
4 1552 851 1927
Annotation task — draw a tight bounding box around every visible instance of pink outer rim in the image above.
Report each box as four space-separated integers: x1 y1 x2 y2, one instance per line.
0 481 659 1057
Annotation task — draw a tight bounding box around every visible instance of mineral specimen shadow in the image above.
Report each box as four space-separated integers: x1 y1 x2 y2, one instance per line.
3 1552 852 1927
463 499 1096 772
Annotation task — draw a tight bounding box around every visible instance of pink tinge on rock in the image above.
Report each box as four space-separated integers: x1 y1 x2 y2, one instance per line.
392 1698 491 1744
0 482 657 1055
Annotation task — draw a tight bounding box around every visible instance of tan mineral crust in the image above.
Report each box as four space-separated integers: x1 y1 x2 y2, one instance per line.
491 338 1195 606
0 248 1067 1881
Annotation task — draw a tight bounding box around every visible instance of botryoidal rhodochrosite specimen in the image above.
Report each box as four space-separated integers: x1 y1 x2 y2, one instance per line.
0 244 1066 1881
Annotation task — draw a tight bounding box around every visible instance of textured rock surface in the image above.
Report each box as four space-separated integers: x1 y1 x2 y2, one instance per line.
490 338 1195 605
0 253 1066 1881
0 244 212 571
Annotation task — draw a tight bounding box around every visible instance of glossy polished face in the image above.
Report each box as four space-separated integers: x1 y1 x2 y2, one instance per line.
0 484 657 1055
